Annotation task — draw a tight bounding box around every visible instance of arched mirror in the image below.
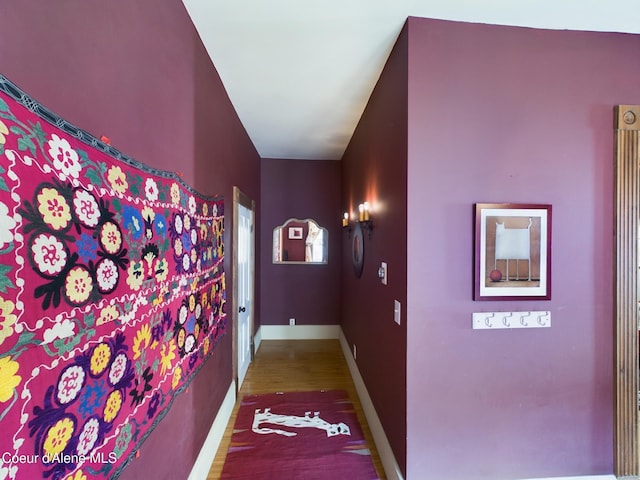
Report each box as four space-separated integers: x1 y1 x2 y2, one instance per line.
273 218 328 264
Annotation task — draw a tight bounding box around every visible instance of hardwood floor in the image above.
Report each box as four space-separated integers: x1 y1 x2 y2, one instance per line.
206 339 386 479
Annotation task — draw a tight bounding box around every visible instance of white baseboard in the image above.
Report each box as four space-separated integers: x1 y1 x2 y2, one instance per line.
520 477 615 480
338 330 403 480
187 381 236 480
258 324 341 340
253 325 262 353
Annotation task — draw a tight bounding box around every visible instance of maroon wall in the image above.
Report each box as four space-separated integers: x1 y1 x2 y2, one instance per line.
406 17 640 478
340 26 408 475
260 159 340 326
0 1 260 479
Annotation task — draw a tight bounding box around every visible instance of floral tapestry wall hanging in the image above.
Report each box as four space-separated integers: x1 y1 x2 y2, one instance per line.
0 74 226 480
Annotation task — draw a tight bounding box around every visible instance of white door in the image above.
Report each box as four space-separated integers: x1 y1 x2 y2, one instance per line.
236 202 253 388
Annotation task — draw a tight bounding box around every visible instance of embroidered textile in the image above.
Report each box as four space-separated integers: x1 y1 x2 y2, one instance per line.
0 75 226 480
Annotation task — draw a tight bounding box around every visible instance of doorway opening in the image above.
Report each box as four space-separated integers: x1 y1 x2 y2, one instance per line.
232 186 255 394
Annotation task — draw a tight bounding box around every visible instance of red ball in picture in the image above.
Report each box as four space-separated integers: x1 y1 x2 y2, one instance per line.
489 269 502 282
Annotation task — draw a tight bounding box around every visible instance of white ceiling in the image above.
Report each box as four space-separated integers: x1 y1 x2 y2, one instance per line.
182 0 640 160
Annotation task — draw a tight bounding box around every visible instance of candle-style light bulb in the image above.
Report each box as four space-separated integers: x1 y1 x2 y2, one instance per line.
363 202 370 221
358 204 364 222
342 212 349 227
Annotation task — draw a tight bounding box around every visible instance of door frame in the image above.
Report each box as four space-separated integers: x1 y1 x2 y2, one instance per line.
232 186 255 396
614 105 640 478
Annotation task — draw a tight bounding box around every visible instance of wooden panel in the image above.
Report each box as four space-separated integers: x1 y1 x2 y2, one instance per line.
614 105 640 478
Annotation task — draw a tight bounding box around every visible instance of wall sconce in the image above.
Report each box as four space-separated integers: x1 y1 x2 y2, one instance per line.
342 212 352 237
342 202 373 239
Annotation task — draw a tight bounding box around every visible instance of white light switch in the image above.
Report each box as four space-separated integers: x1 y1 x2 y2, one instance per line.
394 300 401 325
378 262 388 285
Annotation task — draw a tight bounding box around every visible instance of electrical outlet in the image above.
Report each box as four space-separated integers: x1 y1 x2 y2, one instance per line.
289 318 295 326
394 300 401 325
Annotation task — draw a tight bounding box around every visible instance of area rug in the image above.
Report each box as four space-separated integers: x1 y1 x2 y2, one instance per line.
220 390 380 479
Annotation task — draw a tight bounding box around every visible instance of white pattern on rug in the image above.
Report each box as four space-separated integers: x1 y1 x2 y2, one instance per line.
252 408 351 437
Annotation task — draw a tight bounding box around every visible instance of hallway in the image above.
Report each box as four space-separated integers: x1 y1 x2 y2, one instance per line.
206 340 386 478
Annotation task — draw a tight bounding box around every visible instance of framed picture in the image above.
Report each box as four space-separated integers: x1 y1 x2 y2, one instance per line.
474 203 551 300
288 227 303 240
